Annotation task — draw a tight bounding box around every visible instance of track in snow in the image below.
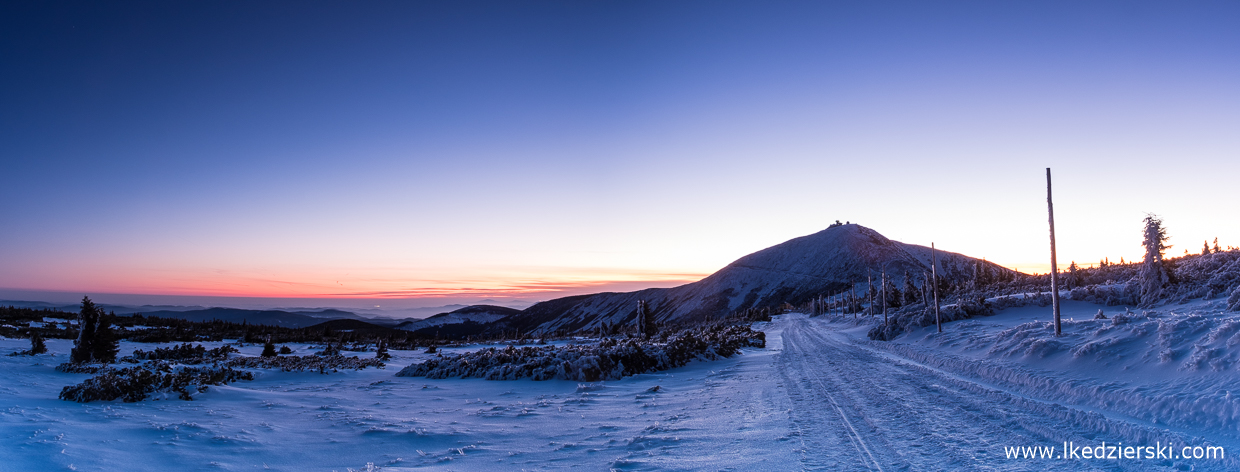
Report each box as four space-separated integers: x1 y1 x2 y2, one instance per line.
775 314 1169 471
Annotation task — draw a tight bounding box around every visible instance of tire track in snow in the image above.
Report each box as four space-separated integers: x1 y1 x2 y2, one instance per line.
776 314 1172 471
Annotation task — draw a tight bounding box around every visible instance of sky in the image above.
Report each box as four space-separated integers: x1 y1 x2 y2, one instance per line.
2 1 1238 310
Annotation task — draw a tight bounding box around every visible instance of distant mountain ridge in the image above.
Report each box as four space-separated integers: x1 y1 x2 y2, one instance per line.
503 224 1013 334
135 308 360 328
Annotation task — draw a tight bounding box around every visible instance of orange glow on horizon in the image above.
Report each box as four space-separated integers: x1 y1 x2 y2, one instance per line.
6 271 712 300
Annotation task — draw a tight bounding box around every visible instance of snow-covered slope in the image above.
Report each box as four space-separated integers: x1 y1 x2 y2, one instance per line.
514 224 1012 334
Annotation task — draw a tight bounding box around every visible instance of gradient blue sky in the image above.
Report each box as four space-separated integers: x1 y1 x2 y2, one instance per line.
2 1 1238 308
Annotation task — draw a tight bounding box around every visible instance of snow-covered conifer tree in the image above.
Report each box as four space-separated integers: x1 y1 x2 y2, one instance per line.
1140 214 1170 307
902 270 918 305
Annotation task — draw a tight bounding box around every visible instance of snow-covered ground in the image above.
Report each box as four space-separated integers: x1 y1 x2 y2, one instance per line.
0 334 792 471
4 300 1238 470
821 298 1240 469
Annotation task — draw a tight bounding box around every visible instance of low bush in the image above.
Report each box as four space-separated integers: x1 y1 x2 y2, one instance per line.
397 324 765 382
225 354 385 373
58 362 254 402
127 343 237 363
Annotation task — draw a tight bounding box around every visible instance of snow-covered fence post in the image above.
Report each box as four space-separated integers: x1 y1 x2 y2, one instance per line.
1046 168 1062 336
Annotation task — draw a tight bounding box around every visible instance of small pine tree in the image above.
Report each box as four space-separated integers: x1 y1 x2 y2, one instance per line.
29 332 47 355
91 313 120 363
71 296 99 364
261 337 277 357
319 342 338 356
636 301 656 339
278 346 293 355
1067 261 1079 289
902 271 918 305
375 341 391 361
1214 237 1221 254
1204 240 1212 256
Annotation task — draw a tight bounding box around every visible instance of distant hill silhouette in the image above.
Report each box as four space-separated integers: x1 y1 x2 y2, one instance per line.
395 305 522 337
305 318 409 337
137 308 337 328
502 224 1013 334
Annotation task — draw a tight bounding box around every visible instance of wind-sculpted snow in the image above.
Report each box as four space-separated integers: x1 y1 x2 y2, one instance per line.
396 325 765 382
58 362 254 402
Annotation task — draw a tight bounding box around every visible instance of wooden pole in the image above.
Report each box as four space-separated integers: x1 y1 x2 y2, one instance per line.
932 242 941 333
867 272 873 318
881 267 888 325
1047 168 1062 336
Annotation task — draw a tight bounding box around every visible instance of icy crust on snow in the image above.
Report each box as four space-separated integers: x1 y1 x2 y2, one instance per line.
396 325 765 382
862 299 1240 442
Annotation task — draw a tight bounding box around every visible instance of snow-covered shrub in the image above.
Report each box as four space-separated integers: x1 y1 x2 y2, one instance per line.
1229 285 1240 312
225 354 384 373
1069 287 1089 301
396 324 765 382
58 363 254 402
128 343 236 363
868 297 993 341
1094 282 1140 306
55 363 106 374
7 333 47 356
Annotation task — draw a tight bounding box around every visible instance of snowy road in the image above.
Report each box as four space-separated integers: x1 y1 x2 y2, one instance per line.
776 313 1186 471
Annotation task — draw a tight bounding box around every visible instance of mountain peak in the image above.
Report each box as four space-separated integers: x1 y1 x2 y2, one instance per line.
509 224 1012 334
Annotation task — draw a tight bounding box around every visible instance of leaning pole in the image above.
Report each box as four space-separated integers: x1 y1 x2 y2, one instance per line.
1047 168 1062 336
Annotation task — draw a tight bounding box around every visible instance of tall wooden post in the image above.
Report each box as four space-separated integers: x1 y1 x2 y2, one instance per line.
867 272 874 318
881 268 888 325
932 243 941 332
852 286 857 320
1047 168 1062 336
